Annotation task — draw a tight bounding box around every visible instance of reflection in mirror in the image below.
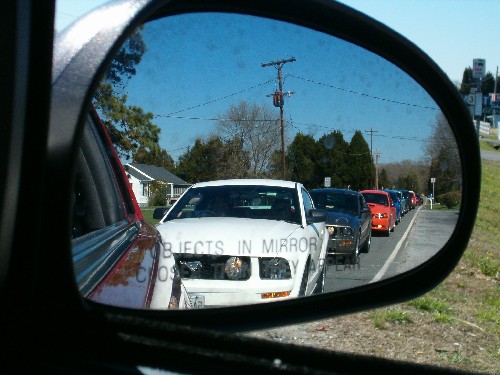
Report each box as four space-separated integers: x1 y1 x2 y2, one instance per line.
79 12 462 309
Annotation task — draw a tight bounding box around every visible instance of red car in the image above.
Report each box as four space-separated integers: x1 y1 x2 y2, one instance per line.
71 106 192 310
408 190 417 209
360 190 397 237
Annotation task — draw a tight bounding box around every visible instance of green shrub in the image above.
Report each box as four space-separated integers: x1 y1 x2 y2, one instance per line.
148 193 167 206
148 180 169 206
436 191 461 209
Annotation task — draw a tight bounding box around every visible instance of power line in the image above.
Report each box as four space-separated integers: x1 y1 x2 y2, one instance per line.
160 79 275 117
288 74 438 110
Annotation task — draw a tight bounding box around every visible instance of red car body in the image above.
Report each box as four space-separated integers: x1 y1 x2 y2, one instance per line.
408 190 417 209
71 106 192 310
360 190 396 236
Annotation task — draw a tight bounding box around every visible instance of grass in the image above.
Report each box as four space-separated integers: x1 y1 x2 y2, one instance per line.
479 129 500 152
367 156 500 372
407 297 452 323
141 205 166 226
408 157 500 370
465 159 500 278
139 157 500 372
424 202 458 210
372 309 413 328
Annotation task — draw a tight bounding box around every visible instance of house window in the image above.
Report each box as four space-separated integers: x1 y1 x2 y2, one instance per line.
142 183 151 197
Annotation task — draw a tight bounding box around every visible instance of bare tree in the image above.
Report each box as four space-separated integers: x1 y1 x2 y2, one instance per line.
216 101 282 178
425 112 462 195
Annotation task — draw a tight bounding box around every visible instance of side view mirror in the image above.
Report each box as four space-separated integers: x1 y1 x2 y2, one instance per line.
153 207 169 220
50 0 480 330
306 208 328 224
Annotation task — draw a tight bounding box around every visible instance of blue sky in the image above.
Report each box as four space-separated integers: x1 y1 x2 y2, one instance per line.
55 0 500 84
55 1 498 164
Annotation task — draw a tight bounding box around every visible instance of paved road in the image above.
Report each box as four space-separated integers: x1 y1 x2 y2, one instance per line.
324 205 458 293
481 149 500 161
480 136 500 161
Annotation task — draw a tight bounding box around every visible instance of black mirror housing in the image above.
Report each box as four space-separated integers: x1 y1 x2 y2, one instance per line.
49 0 480 332
306 208 328 224
153 207 168 220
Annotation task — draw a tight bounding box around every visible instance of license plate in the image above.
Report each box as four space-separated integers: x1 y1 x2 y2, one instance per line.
189 294 205 309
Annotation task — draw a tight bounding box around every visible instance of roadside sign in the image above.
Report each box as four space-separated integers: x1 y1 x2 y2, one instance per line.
473 58 486 79
430 178 436 209
324 177 331 188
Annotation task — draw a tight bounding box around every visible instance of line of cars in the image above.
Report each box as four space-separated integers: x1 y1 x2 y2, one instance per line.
310 187 422 265
72 106 335 311
146 181 426 309
71 102 423 310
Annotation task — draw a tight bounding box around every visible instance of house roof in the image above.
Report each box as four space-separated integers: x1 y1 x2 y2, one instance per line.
124 163 190 185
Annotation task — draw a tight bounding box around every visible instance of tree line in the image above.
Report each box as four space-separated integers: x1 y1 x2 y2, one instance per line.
92 27 462 201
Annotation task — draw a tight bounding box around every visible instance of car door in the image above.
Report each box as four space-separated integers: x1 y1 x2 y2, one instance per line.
72 107 191 310
358 194 371 245
300 187 328 293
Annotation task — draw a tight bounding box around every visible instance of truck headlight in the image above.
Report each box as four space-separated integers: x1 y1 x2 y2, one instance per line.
225 256 249 280
259 257 291 279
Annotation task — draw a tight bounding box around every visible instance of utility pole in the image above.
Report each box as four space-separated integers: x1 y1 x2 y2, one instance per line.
494 66 499 141
493 66 498 100
364 128 378 161
262 57 296 179
374 150 381 189
365 128 378 189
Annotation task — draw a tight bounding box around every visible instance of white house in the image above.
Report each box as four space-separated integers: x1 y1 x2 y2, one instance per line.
124 163 191 207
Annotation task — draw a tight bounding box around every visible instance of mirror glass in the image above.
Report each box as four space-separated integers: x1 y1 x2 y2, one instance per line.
85 12 461 309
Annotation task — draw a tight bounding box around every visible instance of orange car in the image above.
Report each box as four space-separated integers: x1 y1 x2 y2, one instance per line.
360 190 397 237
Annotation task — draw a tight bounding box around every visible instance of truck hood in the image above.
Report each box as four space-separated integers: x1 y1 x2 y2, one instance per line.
156 217 305 258
325 210 357 226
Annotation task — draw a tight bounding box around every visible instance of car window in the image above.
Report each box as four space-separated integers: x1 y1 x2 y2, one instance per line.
72 113 127 239
310 191 358 215
301 188 314 212
165 185 301 224
360 195 367 210
362 193 388 206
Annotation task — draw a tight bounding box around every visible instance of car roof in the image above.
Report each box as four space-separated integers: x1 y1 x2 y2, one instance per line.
310 188 360 195
360 189 389 195
384 189 399 194
190 179 300 189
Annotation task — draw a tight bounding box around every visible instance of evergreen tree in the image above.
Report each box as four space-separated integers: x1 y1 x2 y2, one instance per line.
459 67 474 95
345 130 374 190
481 72 495 95
317 131 349 188
287 133 320 188
378 168 391 190
397 173 419 192
93 27 173 164
460 67 495 95
134 144 175 171
175 138 220 183
175 136 250 183
268 149 285 180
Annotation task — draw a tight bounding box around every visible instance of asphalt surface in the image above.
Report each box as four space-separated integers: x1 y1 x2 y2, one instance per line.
323 205 458 293
480 136 500 161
